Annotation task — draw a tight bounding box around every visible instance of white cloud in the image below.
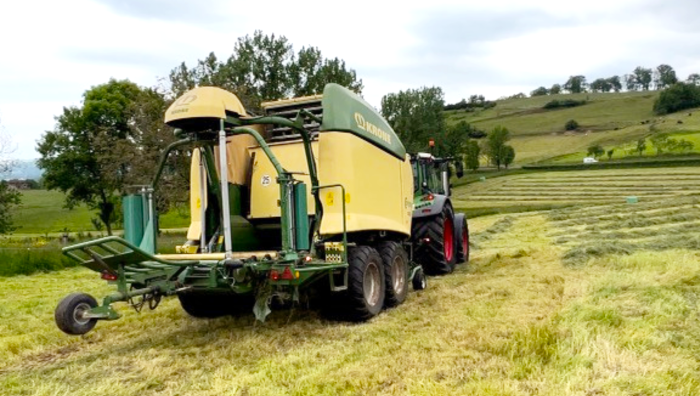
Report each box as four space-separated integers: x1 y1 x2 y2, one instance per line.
0 0 698 159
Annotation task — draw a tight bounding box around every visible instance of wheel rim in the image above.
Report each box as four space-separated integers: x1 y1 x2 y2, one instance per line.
363 262 382 307
444 217 454 262
391 255 406 294
73 302 91 325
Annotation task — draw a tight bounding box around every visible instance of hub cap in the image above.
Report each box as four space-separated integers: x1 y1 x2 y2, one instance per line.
391 255 406 294
444 217 454 262
73 302 91 325
363 262 382 307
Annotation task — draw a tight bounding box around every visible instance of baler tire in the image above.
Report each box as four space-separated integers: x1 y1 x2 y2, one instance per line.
178 292 247 318
55 292 98 335
455 215 470 265
336 246 385 321
412 204 457 275
377 241 409 308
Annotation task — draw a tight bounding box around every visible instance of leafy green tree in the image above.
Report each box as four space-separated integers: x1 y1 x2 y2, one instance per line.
686 73 700 86
653 82 700 115
381 86 446 153
654 64 678 89
550 84 562 95
37 79 147 235
586 144 604 158
589 78 612 93
563 75 587 93
636 138 647 156
650 133 670 155
530 86 549 96
464 139 480 171
632 67 653 91
607 76 622 92
565 119 579 131
606 149 615 160
484 126 511 170
624 74 638 91
502 145 515 169
168 30 362 110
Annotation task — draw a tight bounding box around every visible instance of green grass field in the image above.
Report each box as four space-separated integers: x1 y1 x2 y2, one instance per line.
4 195 700 395
446 91 700 165
12 190 189 235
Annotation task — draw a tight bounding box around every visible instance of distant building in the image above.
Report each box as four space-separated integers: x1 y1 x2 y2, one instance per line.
583 157 598 164
6 179 32 190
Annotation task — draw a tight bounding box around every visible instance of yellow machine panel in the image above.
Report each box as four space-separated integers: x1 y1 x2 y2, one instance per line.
164 86 246 127
317 132 412 237
248 140 319 218
248 132 412 237
186 148 208 241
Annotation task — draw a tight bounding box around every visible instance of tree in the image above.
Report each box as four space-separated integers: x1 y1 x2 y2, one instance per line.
632 67 653 91
607 76 622 92
565 119 579 131
654 64 678 90
550 84 562 95
0 120 21 233
530 86 549 96
589 78 612 93
502 145 515 169
168 30 362 110
650 133 670 155
484 126 511 170
464 139 480 171
586 144 605 159
606 149 615 160
380 86 446 153
37 79 147 235
686 73 700 86
563 75 587 94
653 82 700 115
624 74 638 91
636 138 647 156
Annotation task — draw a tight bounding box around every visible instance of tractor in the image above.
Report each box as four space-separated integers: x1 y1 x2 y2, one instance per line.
410 148 469 275
54 83 426 335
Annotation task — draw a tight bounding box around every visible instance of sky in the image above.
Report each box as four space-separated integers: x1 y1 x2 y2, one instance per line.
1 0 699 159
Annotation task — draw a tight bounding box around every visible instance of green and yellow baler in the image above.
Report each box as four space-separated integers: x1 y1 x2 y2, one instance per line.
55 84 425 335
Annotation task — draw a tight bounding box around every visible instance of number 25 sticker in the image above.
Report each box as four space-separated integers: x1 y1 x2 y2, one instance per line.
261 175 271 186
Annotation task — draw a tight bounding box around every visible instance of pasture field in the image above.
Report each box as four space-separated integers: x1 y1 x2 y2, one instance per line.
445 91 700 164
12 190 190 236
453 166 700 213
4 189 700 394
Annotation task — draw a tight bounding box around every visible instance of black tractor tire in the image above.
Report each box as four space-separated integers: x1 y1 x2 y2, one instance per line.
333 246 386 322
412 267 427 290
178 292 252 318
377 241 409 308
55 292 98 335
455 213 470 264
412 203 457 275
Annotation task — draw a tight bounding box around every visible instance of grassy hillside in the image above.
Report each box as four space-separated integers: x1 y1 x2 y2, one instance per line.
447 91 700 164
4 202 700 394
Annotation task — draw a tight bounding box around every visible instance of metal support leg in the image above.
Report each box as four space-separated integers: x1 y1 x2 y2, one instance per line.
218 120 233 258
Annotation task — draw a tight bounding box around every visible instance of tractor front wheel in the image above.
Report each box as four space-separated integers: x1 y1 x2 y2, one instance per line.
55 292 98 335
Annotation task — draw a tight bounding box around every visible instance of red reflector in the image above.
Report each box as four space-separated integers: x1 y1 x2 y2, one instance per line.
422 209 431 213
424 194 434 201
270 270 280 281
281 266 294 280
101 271 118 281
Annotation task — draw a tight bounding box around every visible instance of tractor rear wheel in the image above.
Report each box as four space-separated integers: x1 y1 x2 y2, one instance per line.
455 214 470 264
334 246 385 321
377 241 409 308
178 292 252 318
412 204 457 275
